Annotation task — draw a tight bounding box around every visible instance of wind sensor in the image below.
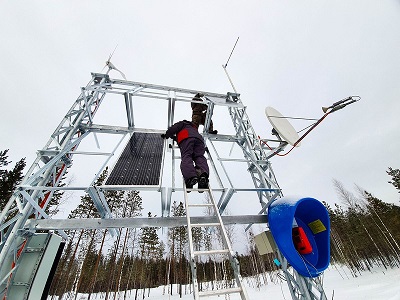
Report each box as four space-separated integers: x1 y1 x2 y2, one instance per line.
102 45 127 80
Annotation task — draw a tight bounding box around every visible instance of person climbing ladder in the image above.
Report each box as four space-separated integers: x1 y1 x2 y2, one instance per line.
191 92 218 134
161 120 209 192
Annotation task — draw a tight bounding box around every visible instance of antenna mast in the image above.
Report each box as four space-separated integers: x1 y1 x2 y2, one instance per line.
223 37 240 93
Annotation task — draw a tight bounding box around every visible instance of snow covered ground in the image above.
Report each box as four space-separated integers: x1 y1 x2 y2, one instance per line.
71 266 400 300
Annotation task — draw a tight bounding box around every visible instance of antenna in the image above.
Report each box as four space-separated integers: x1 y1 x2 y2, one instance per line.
222 37 240 93
265 107 301 147
109 44 118 61
102 44 118 72
102 45 127 80
263 96 361 156
224 37 239 68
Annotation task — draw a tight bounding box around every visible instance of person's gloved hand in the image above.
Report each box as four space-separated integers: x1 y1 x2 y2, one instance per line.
161 134 166 139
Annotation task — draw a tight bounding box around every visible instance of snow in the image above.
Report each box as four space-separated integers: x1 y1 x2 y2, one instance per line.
69 265 400 300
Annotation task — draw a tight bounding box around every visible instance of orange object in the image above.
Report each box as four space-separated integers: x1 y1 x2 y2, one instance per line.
292 227 313 254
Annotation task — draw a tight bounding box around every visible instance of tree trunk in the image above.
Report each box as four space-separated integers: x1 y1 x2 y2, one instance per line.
114 228 130 299
87 229 107 299
61 230 84 298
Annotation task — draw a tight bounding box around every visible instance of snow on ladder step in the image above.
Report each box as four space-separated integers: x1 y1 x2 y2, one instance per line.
194 249 229 256
199 287 243 297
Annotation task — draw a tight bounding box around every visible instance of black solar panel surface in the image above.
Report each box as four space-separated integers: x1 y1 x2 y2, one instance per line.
105 132 164 185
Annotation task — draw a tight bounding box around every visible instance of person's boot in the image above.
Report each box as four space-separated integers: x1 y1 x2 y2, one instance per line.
208 122 217 134
185 177 198 193
198 173 209 192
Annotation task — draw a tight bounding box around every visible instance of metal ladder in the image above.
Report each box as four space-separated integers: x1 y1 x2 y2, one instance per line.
183 182 249 300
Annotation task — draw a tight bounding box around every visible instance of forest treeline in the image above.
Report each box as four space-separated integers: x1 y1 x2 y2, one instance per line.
46 168 400 299
1 150 399 299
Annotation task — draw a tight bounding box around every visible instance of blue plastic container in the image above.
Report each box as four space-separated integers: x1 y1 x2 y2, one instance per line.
268 197 330 277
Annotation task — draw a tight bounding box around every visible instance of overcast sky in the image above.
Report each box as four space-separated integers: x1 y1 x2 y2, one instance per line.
1 1 399 219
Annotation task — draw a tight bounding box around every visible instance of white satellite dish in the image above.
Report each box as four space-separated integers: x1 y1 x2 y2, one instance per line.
265 106 301 147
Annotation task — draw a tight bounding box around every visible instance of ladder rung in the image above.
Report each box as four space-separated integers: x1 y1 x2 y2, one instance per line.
194 249 229 256
191 223 220 227
199 287 242 297
188 203 214 207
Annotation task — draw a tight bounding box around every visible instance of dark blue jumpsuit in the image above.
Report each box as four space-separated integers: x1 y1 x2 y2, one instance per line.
164 120 209 181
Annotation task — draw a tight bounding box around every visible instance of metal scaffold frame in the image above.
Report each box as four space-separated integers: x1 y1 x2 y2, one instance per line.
0 70 327 300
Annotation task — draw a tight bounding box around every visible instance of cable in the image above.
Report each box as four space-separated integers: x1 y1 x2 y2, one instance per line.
297 123 317 134
298 252 321 278
2 240 27 300
260 111 331 157
260 138 296 157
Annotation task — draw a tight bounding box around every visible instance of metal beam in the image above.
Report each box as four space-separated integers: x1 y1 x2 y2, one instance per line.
124 92 134 128
80 124 164 135
24 215 268 230
109 77 227 98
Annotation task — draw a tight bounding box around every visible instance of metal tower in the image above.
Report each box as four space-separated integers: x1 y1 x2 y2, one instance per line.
0 69 328 299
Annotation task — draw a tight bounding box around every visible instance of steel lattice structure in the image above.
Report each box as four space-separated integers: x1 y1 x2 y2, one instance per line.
0 70 327 300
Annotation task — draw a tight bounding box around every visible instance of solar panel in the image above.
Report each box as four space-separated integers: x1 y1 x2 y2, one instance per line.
105 132 164 185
